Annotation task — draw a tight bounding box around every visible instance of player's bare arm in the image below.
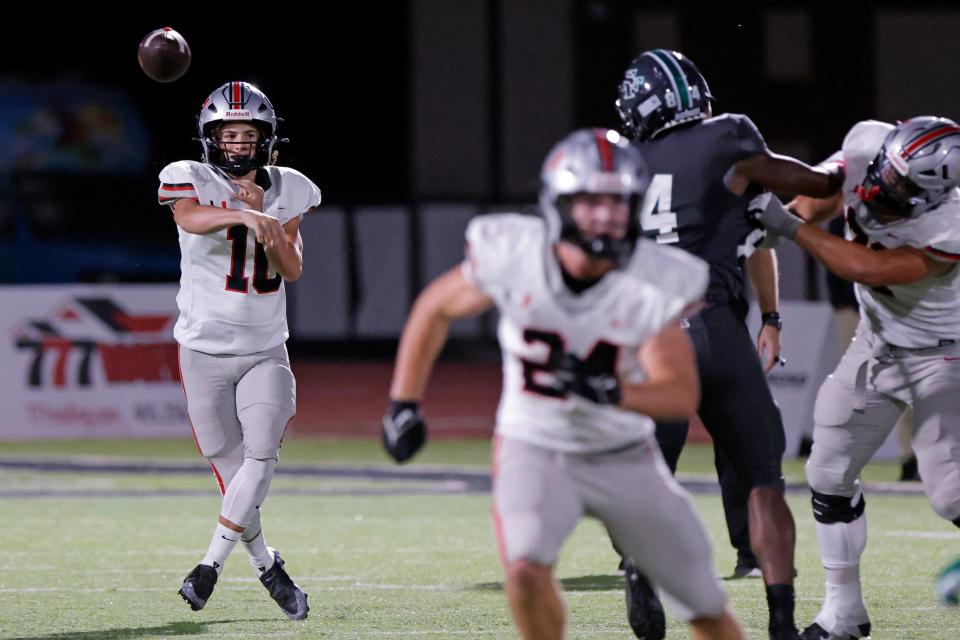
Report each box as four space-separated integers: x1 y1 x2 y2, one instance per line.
389 266 494 401
754 192 954 286
172 198 285 249
787 191 844 225
173 198 247 233
728 151 843 197
619 322 699 419
263 217 304 282
746 249 782 373
793 223 953 285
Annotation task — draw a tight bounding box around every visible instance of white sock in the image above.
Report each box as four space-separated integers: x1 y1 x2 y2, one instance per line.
243 511 276 573
814 497 869 627
201 523 243 574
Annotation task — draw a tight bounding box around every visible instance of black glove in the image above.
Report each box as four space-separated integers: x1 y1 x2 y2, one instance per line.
554 354 622 405
382 400 427 464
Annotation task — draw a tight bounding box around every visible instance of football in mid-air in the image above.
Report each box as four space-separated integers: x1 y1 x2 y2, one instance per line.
138 28 191 83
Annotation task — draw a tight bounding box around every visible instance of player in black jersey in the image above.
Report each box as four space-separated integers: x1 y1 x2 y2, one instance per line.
614 49 844 640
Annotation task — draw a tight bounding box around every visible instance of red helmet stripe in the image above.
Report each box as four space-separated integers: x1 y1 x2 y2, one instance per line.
901 125 960 157
593 129 615 171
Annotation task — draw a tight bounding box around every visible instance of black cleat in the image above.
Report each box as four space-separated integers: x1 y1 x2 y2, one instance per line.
800 621 872 640
259 549 309 620
624 559 666 640
899 455 921 482
179 563 218 611
800 624 828 640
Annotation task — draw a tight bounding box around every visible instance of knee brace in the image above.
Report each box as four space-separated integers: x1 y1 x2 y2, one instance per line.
811 489 865 524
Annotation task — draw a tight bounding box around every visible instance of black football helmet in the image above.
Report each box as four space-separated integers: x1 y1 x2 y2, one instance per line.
615 49 714 141
197 81 282 176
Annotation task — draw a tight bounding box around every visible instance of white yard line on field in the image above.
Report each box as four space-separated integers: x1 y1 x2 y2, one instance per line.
883 530 960 539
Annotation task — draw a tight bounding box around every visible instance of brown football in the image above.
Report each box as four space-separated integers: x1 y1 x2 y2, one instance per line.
138 28 191 83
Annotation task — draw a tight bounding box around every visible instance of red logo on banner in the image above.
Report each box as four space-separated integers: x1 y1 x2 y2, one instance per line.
13 297 178 388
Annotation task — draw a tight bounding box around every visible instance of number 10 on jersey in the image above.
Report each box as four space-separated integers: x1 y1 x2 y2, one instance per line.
639 174 679 244
225 225 282 294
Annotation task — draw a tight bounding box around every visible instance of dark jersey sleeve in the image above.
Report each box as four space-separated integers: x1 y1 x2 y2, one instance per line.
727 113 767 163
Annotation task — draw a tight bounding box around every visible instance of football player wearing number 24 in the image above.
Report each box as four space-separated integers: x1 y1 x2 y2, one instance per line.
157 81 320 620
384 128 746 640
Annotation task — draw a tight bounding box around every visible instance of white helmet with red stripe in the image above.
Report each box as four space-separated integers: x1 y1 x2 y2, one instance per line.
539 128 649 262
860 116 960 218
197 81 280 175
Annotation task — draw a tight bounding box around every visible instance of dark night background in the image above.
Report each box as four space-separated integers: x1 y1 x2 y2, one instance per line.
1 2 959 302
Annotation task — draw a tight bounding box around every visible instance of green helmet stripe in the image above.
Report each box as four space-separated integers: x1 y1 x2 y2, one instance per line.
650 49 690 110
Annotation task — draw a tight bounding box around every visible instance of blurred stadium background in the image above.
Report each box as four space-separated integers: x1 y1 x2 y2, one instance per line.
2 3 960 639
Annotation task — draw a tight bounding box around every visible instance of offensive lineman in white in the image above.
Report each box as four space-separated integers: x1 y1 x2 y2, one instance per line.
157 81 320 619
751 116 960 639
382 129 746 640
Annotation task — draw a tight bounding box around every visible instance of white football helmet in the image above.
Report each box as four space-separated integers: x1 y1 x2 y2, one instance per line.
197 81 281 175
859 116 960 217
539 128 649 263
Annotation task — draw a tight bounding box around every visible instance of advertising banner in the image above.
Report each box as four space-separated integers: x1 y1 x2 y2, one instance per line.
0 285 188 439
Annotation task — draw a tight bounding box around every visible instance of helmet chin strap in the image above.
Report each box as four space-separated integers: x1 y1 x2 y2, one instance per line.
580 235 620 259
573 233 634 264
560 219 637 264
220 156 258 176
211 141 263 176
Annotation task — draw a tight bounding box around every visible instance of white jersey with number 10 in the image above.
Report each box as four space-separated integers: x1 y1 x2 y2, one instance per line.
158 160 321 355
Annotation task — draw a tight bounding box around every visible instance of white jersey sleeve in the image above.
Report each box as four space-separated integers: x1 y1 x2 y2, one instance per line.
263 166 321 225
835 120 893 198
158 160 200 208
462 213 542 302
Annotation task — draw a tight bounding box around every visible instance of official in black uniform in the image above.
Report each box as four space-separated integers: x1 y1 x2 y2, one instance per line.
613 49 844 640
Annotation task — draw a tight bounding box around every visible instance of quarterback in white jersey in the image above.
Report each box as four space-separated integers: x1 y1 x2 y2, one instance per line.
160 81 319 620
159 160 320 354
752 116 960 640
383 128 746 640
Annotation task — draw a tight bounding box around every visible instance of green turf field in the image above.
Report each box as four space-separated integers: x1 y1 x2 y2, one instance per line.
0 438 957 639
